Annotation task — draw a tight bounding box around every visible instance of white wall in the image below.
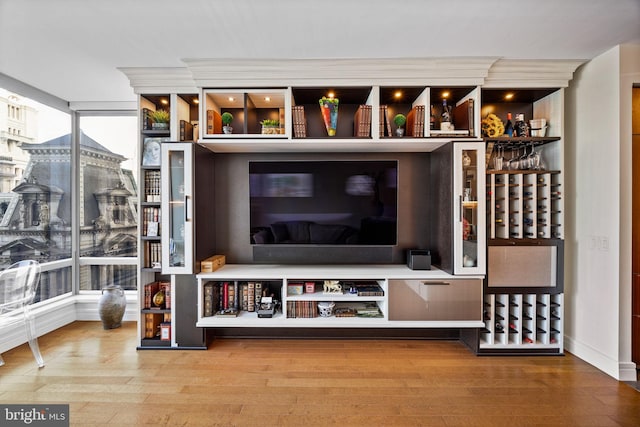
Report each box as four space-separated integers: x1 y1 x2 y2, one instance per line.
565 44 640 380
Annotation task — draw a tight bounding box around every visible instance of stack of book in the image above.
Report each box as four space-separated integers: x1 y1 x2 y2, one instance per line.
353 104 372 137
379 105 393 137
406 105 426 137
350 281 385 296
292 105 307 138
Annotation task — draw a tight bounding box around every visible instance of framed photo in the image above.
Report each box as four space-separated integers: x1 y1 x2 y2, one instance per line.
142 137 168 166
147 221 159 237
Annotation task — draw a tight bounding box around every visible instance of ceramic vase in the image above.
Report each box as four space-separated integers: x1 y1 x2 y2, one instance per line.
98 284 126 330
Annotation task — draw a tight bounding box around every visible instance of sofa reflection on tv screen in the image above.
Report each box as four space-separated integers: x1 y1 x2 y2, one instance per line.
251 218 396 246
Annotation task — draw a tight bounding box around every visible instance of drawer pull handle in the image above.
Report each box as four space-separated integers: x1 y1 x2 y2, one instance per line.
420 281 450 286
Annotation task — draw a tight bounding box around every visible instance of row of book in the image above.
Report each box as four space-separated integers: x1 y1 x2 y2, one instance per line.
144 312 171 338
143 281 171 309
143 241 161 269
203 281 269 317
406 105 426 137
354 105 372 137
141 108 154 131
144 170 161 202
179 120 194 141
292 105 307 138
142 207 161 237
286 301 318 318
379 105 393 137
206 110 223 135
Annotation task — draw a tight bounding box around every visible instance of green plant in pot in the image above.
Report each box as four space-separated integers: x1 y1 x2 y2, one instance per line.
221 112 234 134
260 119 280 135
393 113 407 137
150 109 170 130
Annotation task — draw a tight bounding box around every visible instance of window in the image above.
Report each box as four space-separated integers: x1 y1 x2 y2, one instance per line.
78 113 138 291
0 88 72 301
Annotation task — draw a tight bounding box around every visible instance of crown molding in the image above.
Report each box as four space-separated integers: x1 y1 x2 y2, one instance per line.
182 57 499 87
119 58 587 93
484 59 585 88
117 67 197 94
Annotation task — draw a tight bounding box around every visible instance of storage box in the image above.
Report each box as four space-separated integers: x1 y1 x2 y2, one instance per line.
160 322 171 341
305 281 316 293
407 249 431 270
287 283 304 295
200 255 225 272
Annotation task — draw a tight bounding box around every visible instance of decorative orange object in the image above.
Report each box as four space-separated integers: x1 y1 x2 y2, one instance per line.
463 217 471 240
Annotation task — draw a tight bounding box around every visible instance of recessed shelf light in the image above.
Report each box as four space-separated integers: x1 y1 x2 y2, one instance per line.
394 91 402 99
264 96 271 102
327 92 335 99
441 91 450 99
160 99 168 105
228 97 235 102
505 93 514 100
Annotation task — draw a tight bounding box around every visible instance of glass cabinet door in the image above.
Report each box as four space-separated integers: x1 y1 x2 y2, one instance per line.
453 143 486 274
161 143 193 274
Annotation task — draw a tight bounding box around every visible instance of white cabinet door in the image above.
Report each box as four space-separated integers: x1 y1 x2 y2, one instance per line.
453 143 486 274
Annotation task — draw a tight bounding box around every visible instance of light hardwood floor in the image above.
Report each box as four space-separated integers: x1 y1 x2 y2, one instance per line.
0 321 639 426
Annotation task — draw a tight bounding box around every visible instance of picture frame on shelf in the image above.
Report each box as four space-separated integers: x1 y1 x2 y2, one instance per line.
142 137 168 166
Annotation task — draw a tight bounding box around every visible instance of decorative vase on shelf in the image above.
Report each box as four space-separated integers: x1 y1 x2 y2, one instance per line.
319 97 339 136
98 284 126 330
222 125 233 134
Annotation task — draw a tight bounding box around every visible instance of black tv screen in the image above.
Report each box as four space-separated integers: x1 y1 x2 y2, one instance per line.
249 160 398 246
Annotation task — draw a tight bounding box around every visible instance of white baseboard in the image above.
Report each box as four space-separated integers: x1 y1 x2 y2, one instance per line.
565 336 637 381
1 294 138 355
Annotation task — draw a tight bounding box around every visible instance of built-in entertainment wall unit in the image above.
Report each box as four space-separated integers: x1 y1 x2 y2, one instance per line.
122 58 582 353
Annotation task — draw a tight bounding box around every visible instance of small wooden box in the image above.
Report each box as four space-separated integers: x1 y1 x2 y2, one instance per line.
200 255 226 273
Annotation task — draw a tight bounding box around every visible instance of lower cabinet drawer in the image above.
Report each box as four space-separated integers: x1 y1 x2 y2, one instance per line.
388 279 482 321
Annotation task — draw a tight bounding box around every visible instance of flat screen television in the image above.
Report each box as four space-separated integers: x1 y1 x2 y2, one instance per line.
249 160 398 247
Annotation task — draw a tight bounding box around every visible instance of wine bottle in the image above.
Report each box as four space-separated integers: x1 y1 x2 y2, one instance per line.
430 104 436 130
505 112 514 137
441 99 450 124
515 113 528 137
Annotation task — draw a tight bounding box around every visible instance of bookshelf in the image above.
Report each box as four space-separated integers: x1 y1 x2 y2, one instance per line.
120 58 580 351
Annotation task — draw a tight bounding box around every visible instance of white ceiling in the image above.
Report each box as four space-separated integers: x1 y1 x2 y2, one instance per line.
1 0 639 105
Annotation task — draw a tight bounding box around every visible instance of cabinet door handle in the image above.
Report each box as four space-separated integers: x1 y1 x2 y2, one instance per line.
459 195 463 222
185 195 191 222
421 281 450 286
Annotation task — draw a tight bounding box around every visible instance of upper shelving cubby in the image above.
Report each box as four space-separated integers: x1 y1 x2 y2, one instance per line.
202 88 288 138
481 88 564 172
428 86 478 138
140 94 171 136
291 86 373 139
176 94 199 142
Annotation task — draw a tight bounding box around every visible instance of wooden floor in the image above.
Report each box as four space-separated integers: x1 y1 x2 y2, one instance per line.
0 322 639 427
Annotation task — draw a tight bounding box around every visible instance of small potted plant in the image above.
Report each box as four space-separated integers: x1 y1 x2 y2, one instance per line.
393 113 407 137
260 119 280 135
150 109 170 130
221 112 234 134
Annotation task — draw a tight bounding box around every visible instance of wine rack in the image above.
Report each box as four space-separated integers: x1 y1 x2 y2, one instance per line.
487 171 563 239
480 293 563 352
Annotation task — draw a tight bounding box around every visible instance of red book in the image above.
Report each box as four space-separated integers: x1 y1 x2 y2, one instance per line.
223 282 229 309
